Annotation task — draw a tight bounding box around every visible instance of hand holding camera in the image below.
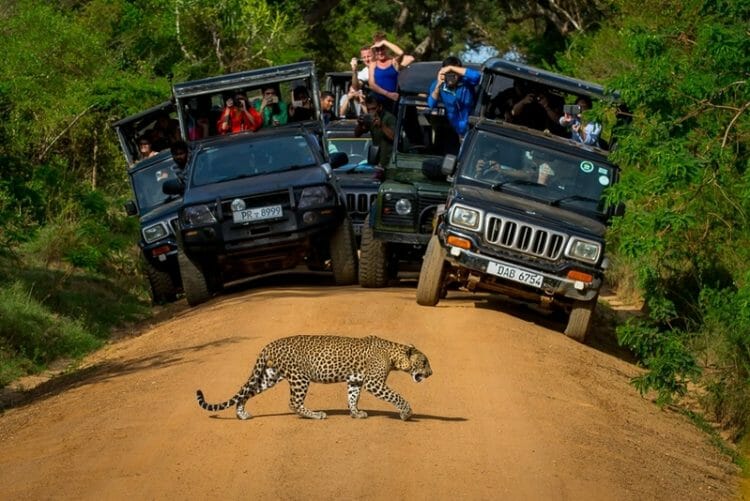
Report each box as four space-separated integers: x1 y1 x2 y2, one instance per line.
359 113 374 128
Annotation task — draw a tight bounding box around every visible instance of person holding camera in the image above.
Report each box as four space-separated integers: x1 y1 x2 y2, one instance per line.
253 85 288 127
427 56 481 137
339 84 366 118
559 96 601 146
288 86 313 123
354 94 396 169
350 45 373 93
217 94 262 134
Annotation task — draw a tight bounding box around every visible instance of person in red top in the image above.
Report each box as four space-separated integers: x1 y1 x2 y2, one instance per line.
217 94 262 134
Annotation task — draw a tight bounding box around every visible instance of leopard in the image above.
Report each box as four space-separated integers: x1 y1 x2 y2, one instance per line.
196 335 432 421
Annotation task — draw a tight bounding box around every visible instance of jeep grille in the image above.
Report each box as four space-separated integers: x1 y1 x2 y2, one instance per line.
345 192 377 215
485 215 566 260
169 217 180 234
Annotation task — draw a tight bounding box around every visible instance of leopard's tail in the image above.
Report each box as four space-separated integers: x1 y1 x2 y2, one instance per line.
195 355 268 413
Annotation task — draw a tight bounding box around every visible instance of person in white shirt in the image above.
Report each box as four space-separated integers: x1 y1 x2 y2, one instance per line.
350 45 373 92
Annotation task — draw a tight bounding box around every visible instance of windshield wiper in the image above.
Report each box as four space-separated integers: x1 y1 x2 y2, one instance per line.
549 194 599 206
491 179 544 191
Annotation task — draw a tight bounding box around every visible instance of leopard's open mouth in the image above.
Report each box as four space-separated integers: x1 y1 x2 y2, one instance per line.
413 373 426 383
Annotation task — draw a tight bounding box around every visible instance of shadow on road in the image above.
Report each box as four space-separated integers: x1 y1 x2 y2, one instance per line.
0 336 251 413
204 409 467 422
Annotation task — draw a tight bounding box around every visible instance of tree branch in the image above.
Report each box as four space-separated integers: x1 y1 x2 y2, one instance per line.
37 104 96 162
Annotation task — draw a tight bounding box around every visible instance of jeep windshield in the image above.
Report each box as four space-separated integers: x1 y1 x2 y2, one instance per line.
190 135 318 187
459 130 616 216
131 160 181 213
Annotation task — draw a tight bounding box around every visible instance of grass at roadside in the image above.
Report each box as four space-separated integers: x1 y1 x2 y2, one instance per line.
0 256 151 388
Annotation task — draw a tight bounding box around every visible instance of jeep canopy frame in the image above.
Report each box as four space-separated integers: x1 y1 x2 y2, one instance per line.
172 61 325 144
476 57 628 149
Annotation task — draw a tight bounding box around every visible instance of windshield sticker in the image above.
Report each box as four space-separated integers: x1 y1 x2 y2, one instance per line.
598 167 608 175
580 161 595 174
599 175 610 186
156 170 168 182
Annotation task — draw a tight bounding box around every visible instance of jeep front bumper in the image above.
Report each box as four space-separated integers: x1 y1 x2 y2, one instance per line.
443 243 601 303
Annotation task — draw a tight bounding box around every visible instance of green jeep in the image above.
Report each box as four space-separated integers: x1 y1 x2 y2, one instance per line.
359 61 469 287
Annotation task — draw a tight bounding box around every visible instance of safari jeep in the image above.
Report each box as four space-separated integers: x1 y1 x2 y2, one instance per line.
416 59 625 342
165 62 358 306
113 101 183 304
358 61 468 287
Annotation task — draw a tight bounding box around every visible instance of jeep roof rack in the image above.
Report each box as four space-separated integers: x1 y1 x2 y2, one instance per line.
481 58 620 101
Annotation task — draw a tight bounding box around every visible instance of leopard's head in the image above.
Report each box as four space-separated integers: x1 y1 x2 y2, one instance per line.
395 345 433 383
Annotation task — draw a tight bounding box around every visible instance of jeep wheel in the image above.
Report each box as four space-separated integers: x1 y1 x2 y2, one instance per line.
565 298 598 342
329 217 358 285
142 256 178 305
416 235 447 306
178 251 212 307
359 214 388 288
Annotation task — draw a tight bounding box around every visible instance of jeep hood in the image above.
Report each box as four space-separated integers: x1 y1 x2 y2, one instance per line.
453 185 606 237
184 166 330 205
140 197 181 225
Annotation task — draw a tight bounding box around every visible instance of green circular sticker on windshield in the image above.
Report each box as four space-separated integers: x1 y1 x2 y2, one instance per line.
580 161 595 173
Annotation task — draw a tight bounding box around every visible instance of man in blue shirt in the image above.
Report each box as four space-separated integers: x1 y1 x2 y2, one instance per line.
427 57 481 137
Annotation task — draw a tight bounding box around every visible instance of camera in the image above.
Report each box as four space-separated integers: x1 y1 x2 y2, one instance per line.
564 104 582 116
360 113 374 127
444 72 459 86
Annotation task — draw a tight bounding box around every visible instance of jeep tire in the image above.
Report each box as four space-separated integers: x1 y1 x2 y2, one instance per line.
359 214 388 288
564 298 598 342
178 251 212 307
329 217 358 285
416 235 447 306
142 256 178 305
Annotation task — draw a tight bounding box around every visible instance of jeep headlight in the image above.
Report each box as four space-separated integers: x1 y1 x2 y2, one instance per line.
395 198 412 215
142 222 169 243
299 186 333 209
566 238 601 263
183 205 217 226
450 205 481 230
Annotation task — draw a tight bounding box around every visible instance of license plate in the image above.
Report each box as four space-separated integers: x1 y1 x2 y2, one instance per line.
232 204 283 223
486 261 544 288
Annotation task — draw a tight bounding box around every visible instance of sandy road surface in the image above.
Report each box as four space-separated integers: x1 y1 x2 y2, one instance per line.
0 275 740 500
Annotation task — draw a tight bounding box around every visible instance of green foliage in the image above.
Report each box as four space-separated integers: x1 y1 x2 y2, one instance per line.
562 0 750 438
698 283 750 438
173 0 305 76
617 320 700 404
0 281 101 387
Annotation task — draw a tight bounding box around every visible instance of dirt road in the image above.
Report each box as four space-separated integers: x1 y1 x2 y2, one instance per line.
0 275 740 500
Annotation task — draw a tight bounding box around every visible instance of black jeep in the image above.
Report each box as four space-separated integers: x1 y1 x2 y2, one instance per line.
416 59 624 342
113 101 183 304
166 62 358 306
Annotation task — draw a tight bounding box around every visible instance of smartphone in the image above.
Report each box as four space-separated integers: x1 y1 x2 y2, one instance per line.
292 100 303 107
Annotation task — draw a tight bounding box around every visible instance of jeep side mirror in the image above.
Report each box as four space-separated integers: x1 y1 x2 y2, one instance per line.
123 200 138 216
441 154 457 176
367 144 380 166
162 179 184 196
329 151 349 169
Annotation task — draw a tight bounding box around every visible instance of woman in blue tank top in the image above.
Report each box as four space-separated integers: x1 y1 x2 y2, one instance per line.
368 35 414 113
